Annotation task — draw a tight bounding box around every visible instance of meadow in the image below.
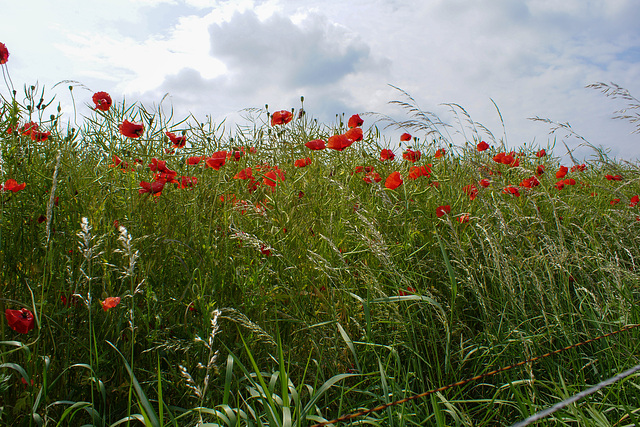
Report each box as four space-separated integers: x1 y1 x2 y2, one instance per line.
1 41 640 426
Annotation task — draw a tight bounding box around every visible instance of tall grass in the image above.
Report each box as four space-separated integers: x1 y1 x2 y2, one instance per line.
1 52 639 426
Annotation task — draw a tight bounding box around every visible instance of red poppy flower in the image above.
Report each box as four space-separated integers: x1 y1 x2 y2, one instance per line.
605 174 622 181
148 158 176 176
186 156 205 165
503 186 520 197
0 42 9 64
166 131 186 149
271 110 293 126
610 199 620 205
228 148 244 161
555 166 568 179
20 122 38 136
571 164 586 172
138 180 166 196
92 92 112 111
402 149 421 162
380 149 395 161
563 178 576 186
435 205 451 217
5 308 35 334
101 297 121 311
536 165 545 176
344 126 363 142
630 195 639 207
178 176 197 189
520 176 540 188
400 133 412 142
263 168 285 188
478 178 491 188
363 172 382 183
348 114 364 128
463 184 478 200
234 167 253 180
30 130 50 142
477 141 489 151
119 120 144 138
536 149 546 158
205 151 227 170
295 157 312 167
493 152 505 163
259 244 272 256
457 213 470 223
2 179 26 192
408 165 431 180
327 134 354 151
385 171 403 189
555 180 565 190
109 155 129 171
305 139 326 150
398 286 416 296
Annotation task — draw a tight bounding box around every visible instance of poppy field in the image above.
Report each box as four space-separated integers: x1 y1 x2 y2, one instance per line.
1 41 640 426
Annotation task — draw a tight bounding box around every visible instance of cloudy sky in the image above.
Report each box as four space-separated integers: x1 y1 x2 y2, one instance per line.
2 0 640 160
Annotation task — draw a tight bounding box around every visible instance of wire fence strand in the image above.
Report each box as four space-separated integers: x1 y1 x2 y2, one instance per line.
310 323 639 427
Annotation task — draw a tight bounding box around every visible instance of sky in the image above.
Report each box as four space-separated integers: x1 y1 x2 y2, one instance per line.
2 0 640 161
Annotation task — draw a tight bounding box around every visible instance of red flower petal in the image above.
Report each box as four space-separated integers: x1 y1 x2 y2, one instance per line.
119 120 144 138
5 308 35 334
270 110 293 126
348 114 364 128
384 171 403 189
92 92 112 111
305 139 326 150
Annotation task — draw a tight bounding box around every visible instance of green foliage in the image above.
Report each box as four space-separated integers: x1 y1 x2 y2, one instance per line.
0 78 639 426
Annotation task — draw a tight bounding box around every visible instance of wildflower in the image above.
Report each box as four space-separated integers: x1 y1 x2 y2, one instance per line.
555 180 565 190
5 308 35 334
109 155 128 170
605 174 622 181
294 157 312 167
435 148 446 158
536 149 546 157
166 131 186 149
610 199 620 205
380 149 395 161
30 130 50 142
478 178 491 188
0 42 9 64
178 176 197 189
457 213 470 223
2 179 26 192
344 126 363 142
520 176 540 188
348 114 364 128
271 110 293 126
119 120 144 138
259 245 272 256
327 134 354 151
555 166 568 179
463 184 478 200
138 180 166 196
101 297 121 311
536 165 545 176
363 172 382 183
402 149 421 162
563 178 576 186
20 122 38 135
493 152 505 163
398 286 416 296
408 165 431 180
630 195 639 207
186 156 205 165
205 151 227 170
92 92 112 111
384 171 403 189
435 205 451 217
400 133 412 142
234 167 253 180
477 141 489 151
305 139 326 150
503 186 520 197
570 164 586 173
263 168 285 188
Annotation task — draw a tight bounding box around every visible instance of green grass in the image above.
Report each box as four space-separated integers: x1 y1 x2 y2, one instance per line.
1 70 640 426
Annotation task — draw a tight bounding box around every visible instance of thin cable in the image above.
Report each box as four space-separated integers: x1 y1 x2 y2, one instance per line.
510 362 640 427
